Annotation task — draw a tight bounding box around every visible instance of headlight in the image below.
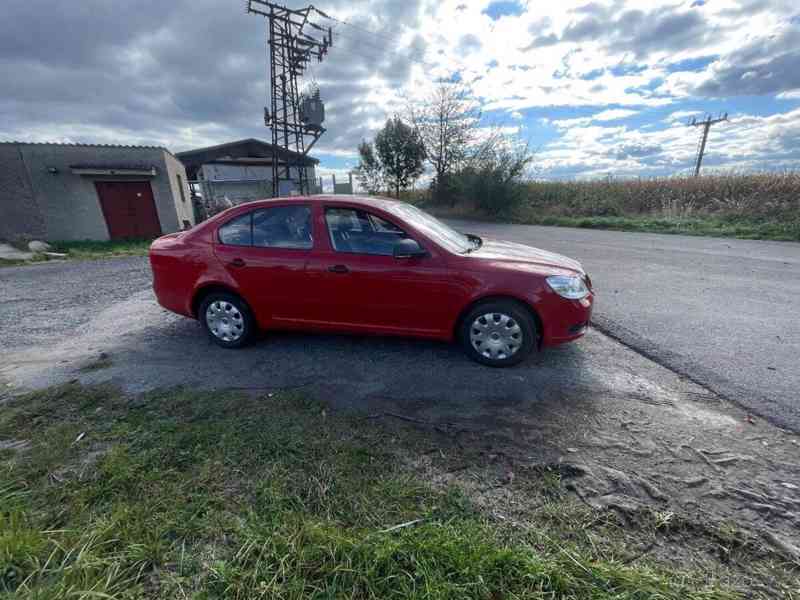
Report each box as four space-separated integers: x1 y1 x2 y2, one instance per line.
546 275 589 300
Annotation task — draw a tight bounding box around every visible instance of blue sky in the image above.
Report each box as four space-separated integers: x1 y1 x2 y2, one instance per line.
1 0 799 180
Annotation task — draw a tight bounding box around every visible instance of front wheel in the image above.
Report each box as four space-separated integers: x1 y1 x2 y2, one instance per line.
459 300 537 367
199 292 255 348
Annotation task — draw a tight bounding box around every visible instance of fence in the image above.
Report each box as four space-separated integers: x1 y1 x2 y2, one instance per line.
188 172 355 220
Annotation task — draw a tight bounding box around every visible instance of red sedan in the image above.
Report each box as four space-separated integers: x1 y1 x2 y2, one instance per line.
150 195 593 367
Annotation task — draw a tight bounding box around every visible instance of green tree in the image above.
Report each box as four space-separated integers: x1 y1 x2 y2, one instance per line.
373 117 426 198
354 140 385 194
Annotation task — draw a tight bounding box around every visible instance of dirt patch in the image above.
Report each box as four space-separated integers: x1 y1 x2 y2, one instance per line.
78 352 114 372
359 337 800 565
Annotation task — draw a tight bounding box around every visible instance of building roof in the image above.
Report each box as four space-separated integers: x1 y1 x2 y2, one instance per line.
0 140 169 151
0 140 178 159
175 138 319 178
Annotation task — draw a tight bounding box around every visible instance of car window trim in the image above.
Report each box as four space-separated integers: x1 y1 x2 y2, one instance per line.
217 204 314 251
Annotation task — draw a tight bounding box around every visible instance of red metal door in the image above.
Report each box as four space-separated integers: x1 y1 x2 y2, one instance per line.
95 181 162 239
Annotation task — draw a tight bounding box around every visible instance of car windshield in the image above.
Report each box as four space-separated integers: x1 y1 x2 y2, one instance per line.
384 203 475 254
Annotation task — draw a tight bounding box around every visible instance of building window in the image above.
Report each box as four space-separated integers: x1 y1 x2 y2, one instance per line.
177 174 186 203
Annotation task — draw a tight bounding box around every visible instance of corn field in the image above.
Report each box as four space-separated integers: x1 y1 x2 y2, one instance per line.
523 172 800 221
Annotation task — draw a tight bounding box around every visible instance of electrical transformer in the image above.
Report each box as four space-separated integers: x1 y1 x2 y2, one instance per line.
300 89 325 130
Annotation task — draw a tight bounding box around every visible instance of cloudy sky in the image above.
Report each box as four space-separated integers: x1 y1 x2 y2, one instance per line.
2 0 799 179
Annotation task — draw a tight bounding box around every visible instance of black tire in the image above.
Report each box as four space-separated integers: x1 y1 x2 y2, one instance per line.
459 300 537 367
198 292 255 349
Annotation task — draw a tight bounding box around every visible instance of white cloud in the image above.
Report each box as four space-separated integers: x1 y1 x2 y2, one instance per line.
551 108 639 128
1 0 798 179
536 106 800 178
665 110 702 122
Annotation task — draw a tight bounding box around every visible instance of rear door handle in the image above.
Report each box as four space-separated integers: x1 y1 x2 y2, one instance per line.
328 264 349 274
229 258 246 268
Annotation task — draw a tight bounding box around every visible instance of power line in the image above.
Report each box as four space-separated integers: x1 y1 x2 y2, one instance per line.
313 8 411 49
312 7 455 73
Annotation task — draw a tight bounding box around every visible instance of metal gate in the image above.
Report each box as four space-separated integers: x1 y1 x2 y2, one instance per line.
95 181 162 240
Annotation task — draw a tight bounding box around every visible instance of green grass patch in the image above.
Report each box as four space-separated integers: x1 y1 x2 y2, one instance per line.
516 214 800 241
0 239 151 267
426 204 800 242
49 238 153 260
0 384 789 599
0 258 41 268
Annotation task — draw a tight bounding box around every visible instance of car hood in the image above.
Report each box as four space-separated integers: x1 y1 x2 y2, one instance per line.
468 238 584 274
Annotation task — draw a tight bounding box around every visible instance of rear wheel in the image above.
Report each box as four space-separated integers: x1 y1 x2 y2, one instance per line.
199 292 254 348
460 300 537 367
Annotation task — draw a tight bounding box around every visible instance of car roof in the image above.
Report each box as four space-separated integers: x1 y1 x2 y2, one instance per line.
239 194 402 211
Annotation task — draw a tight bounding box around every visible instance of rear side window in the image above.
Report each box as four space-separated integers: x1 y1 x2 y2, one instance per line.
253 206 313 249
218 205 313 249
218 213 252 246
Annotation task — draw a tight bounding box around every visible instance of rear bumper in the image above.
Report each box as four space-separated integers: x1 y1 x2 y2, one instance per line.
150 253 195 318
539 291 594 346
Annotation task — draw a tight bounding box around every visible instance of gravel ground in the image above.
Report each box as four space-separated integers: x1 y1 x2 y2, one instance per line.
3 243 800 551
0 257 151 350
2 276 799 548
1 223 799 435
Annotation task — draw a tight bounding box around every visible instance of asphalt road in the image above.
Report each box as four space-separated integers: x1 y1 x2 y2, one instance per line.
2 224 798 431
449 220 800 431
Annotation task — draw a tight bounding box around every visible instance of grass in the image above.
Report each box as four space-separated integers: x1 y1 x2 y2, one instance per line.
1 384 795 599
419 172 800 242
505 213 798 241
0 258 38 268
426 206 800 242
0 239 152 267
49 238 153 260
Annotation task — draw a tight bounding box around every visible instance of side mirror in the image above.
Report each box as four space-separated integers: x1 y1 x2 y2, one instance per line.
393 238 427 259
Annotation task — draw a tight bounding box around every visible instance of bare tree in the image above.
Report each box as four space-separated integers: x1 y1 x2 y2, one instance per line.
407 80 482 204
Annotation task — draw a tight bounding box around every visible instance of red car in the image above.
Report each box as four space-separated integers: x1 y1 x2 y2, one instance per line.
150 195 593 367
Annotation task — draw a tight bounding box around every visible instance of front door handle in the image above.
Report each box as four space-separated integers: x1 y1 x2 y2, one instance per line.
229 258 246 268
328 264 349 274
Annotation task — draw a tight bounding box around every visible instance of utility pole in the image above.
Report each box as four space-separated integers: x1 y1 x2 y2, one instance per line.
247 0 332 197
689 112 727 177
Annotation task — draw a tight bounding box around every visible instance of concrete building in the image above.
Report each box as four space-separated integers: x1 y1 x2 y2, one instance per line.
176 139 319 212
0 142 194 242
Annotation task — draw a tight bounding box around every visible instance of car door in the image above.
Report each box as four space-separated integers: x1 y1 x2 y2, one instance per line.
304 206 460 337
213 204 316 325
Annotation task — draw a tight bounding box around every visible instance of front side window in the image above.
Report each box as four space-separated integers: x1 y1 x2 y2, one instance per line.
218 205 312 249
383 203 471 254
325 207 409 256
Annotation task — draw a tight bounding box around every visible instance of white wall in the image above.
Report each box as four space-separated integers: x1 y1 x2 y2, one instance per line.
163 151 195 228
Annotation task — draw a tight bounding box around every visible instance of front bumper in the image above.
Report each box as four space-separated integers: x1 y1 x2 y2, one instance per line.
539 290 594 346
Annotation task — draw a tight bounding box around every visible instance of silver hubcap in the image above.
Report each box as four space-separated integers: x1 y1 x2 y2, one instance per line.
206 301 244 342
469 312 523 361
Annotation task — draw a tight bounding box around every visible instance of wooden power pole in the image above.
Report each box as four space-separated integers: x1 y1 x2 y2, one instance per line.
689 113 728 177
